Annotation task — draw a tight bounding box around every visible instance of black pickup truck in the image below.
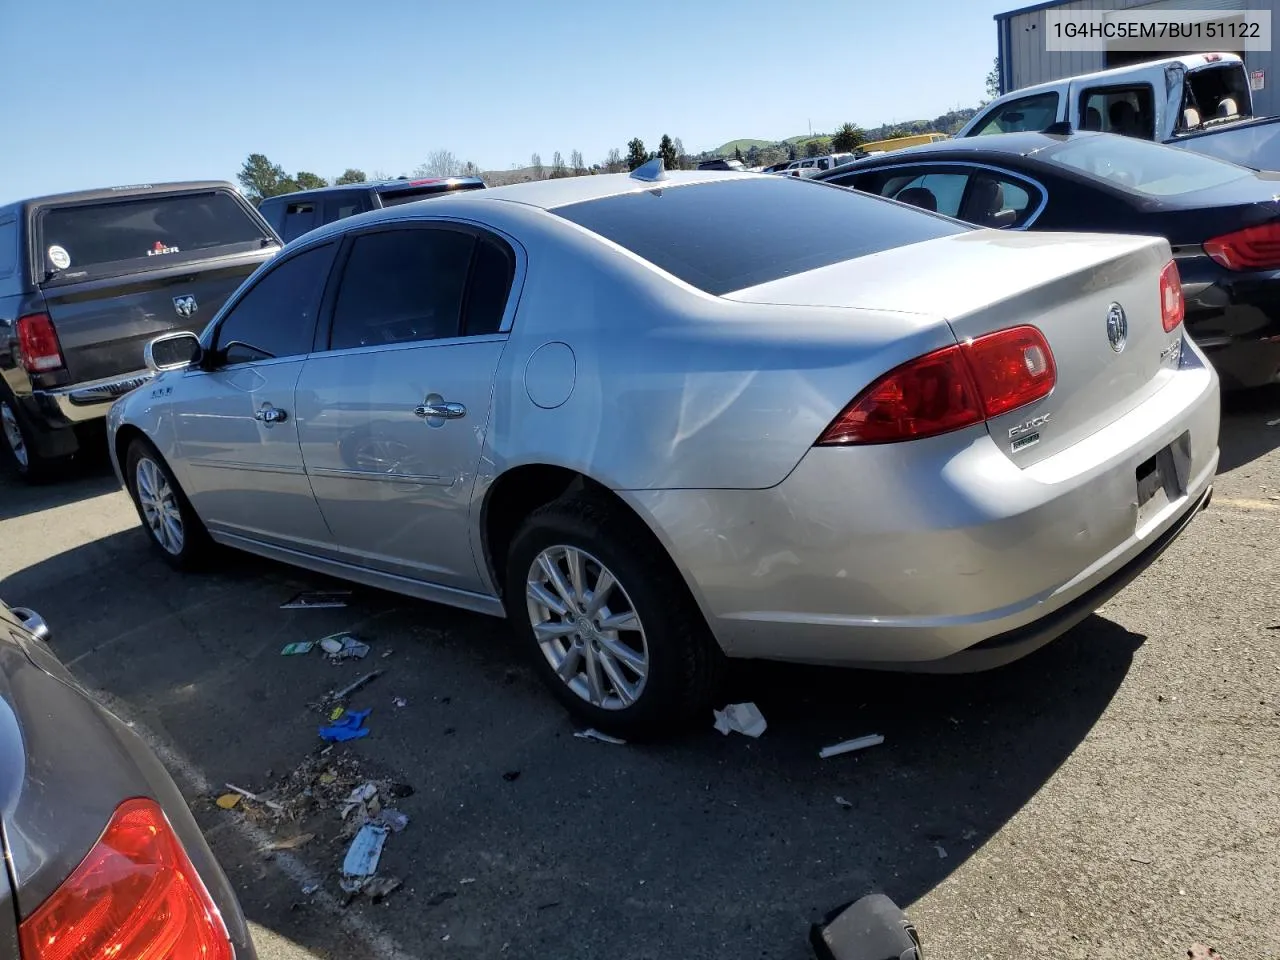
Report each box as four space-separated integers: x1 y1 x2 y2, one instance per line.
0 181 280 480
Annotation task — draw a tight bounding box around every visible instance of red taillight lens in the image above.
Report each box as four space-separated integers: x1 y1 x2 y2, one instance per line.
963 325 1057 418
817 325 1056 445
1159 260 1185 333
18 798 233 960
16 313 65 373
1204 222 1280 271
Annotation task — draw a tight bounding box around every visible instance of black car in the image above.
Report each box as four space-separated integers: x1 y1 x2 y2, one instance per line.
0 598 256 959
258 177 487 243
0 182 281 480
816 131 1280 389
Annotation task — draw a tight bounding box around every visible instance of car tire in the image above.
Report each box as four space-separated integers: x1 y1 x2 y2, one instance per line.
505 492 722 739
124 438 212 570
0 394 65 483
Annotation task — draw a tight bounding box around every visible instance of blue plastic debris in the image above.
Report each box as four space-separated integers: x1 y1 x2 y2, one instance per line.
319 708 371 742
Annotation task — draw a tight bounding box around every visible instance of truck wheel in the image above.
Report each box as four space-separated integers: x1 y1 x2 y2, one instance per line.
0 396 64 483
505 493 722 739
124 439 212 570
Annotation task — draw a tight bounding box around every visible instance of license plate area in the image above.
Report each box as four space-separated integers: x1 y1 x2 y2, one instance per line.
1136 431 1191 531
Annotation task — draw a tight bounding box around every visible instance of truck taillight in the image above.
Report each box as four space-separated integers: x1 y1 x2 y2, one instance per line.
1203 222 1280 271
816 326 1056 446
18 798 233 960
16 313 65 373
1159 260 1185 332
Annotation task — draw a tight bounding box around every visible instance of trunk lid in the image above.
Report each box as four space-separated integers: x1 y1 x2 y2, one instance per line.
725 229 1181 465
37 252 268 383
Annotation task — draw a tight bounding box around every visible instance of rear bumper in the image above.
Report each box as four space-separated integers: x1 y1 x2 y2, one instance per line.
31 370 154 424
1184 268 1280 389
627 347 1220 669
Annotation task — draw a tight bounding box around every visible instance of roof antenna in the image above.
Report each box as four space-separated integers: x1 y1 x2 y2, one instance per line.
630 157 669 183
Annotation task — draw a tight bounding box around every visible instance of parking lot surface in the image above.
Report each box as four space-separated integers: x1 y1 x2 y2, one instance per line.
1 388 1278 960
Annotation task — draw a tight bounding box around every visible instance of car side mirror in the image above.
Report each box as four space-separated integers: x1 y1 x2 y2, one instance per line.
145 331 202 373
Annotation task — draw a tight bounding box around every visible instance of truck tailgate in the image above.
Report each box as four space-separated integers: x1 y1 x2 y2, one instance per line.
39 253 263 383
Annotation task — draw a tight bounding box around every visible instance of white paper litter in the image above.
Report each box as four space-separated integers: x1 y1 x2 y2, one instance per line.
573 728 627 745
712 702 767 738
818 734 885 759
340 782 379 820
834 795 853 809
342 823 389 878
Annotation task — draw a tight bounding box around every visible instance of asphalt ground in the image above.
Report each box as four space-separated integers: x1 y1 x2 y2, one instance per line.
1 385 1277 960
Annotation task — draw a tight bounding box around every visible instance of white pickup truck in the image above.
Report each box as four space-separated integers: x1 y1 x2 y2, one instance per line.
959 53 1280 171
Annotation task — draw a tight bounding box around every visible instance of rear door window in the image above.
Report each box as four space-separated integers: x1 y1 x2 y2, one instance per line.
213 243 335 365
324 192 373 223
973 92 1060 135
880 171 970 217
551 177 966 295
279 201 321 242
327 228 476 350
0 217 16 279
1079 85 1155 139
37 191 267 282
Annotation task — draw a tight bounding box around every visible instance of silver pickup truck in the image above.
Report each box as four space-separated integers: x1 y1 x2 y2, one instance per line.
0 182 280 481
959 53 1280 171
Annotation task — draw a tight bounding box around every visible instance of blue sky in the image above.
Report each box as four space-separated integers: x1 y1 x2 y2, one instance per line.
0 0 1009 201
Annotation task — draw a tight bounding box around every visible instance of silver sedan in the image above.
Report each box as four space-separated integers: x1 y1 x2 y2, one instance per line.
108 163 1219 737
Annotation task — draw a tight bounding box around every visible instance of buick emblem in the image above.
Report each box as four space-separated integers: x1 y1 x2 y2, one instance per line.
1106 302 1127 353
173 295 198 319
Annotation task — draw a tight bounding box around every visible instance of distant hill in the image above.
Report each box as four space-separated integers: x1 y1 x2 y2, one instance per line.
713 107 979 159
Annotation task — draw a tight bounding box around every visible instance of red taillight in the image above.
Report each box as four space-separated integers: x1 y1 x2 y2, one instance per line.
1204 222 1280 271
1159 260 1185 332
16 313 64 373
817 325 1056 445
18 798 233 960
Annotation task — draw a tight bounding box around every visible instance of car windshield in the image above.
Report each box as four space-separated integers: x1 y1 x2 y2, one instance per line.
1044 134 1254 196
550 177 966 295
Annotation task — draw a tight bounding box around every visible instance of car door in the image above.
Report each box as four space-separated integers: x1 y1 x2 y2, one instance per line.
294 221 520 595
168 241 338 554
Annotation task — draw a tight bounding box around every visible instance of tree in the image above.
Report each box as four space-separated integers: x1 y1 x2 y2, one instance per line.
551 151 568 178
335 168 367 185
294 171 327 190
461 161 482 178
804 139 824 158
659 134 679 171
605 148 624 173
531 153 545 180
672 137 687 170
570 149 586 176
237 153 293 203
746 145 761 166
733 145 743 163
831 122 866 154
414 149 461 178
985 56 1002 102
625 138 648 171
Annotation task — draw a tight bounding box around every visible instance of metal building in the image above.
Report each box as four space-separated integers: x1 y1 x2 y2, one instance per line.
995 0 1278 118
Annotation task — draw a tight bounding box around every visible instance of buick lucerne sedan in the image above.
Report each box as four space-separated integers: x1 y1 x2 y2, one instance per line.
108 163 1219 737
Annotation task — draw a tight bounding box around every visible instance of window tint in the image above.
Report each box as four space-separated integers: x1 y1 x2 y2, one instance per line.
214 243 334 364
958 174 1038 228
1046 134 1252 197
1080 85 1155 139
882 172 968 217
0 218 16 278
551 177 967 295
280 201 320 242
325 193 372 223
464 237 516 336
974 92 1060 135
38 192 265 279
329 228 475 350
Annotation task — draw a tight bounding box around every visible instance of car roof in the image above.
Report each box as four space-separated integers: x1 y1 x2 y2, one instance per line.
8 180 239 213
259 177 486 204
823 131 1107 173
994 52 1244 102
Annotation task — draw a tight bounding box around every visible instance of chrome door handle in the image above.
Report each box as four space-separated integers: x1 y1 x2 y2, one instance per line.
413 401 466 420
254 405 288 425
10 606 50 642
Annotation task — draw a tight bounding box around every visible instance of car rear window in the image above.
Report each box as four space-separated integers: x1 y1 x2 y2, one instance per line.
379 182 486 208
551 177 966 295
1044 134 1253 196
37 191 266 280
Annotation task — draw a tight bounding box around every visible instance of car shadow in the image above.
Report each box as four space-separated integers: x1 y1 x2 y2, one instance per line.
3 525 1142 960
0 446 120 522
1218 383 1280 473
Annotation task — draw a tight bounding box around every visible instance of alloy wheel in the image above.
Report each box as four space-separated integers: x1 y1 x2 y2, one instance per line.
135 457 184 555
525 545 649 710
1 401 28 469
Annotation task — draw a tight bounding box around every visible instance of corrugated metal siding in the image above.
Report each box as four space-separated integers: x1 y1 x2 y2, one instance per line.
1002 0 1275 112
